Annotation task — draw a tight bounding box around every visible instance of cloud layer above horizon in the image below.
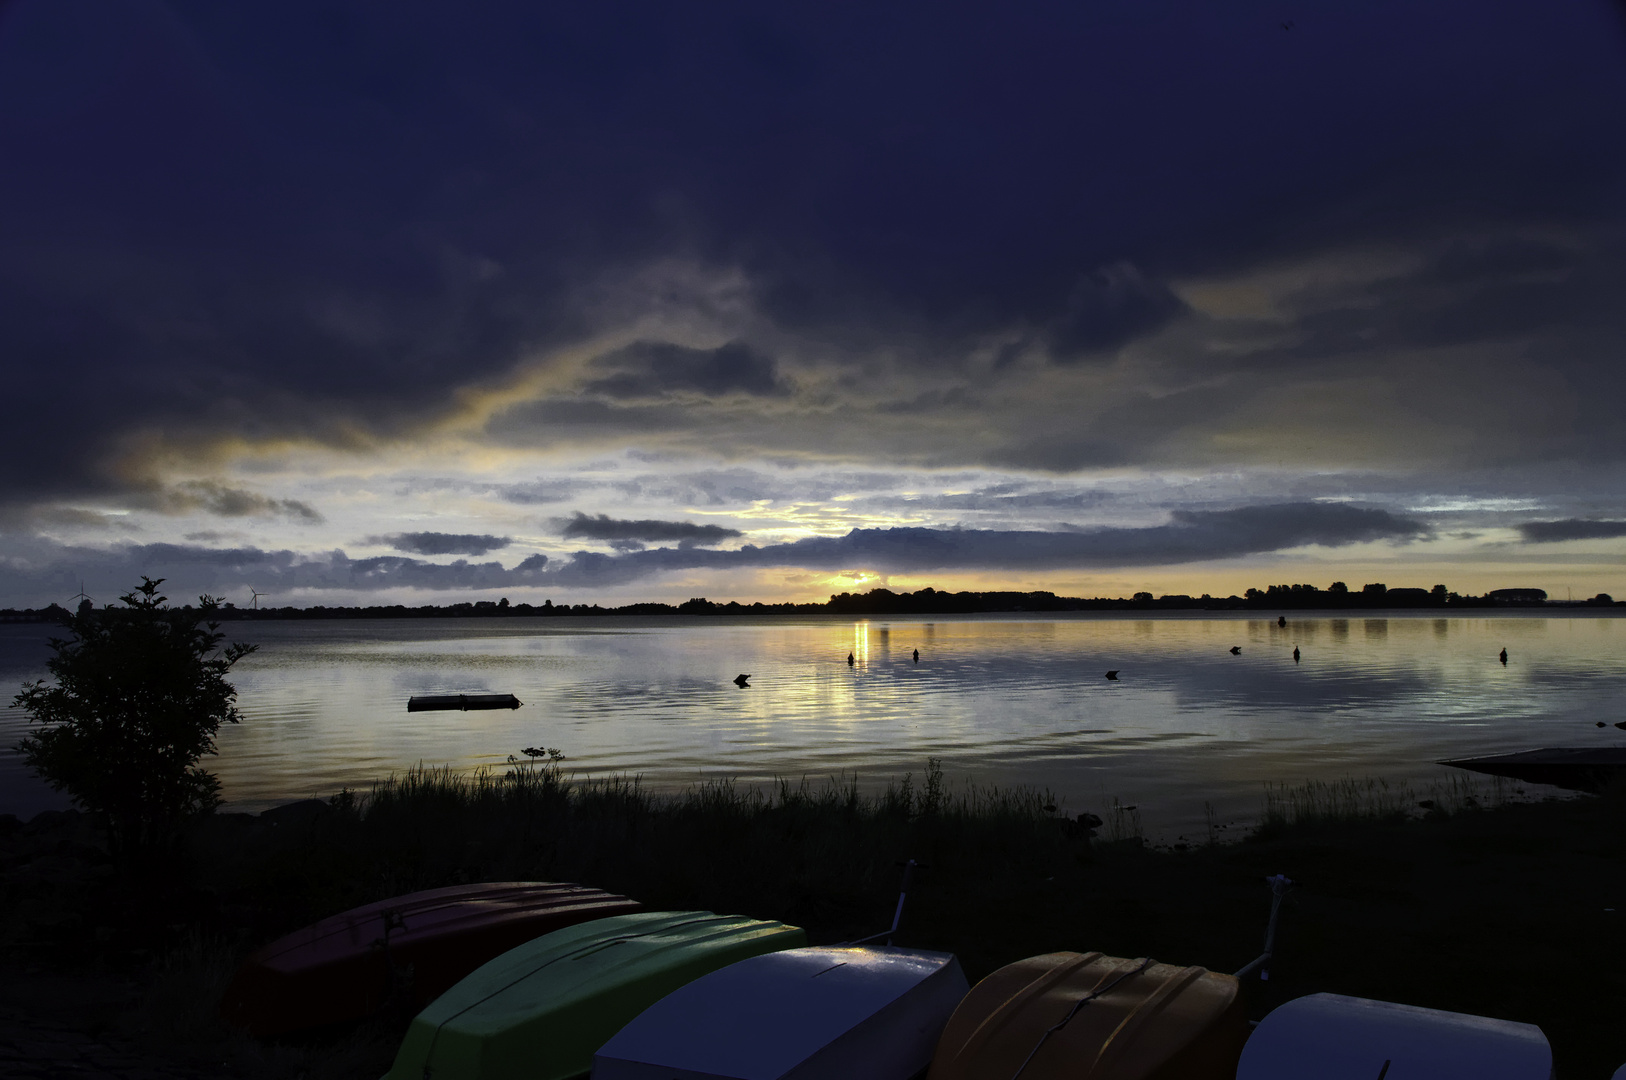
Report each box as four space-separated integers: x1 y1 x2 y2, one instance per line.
2 0 1624 607
0 503 1429 599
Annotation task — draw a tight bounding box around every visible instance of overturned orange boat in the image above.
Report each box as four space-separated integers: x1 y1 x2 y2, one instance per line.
928 952 1248 1080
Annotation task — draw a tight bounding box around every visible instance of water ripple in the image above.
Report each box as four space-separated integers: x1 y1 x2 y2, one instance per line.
2 612 1624 835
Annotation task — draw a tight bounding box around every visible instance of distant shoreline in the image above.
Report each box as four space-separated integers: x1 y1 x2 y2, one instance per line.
1 583 1619 623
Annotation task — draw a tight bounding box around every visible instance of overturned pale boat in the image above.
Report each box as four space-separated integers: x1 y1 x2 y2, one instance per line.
1236 993 1552 1080
221 881 640 1037
594 946 969 1080
408 693 523 712
1441 746 1626 793
927 952 1248 1080
384 911 806 1080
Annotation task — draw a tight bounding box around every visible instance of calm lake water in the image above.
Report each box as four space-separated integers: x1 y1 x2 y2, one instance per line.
3 612 1623 838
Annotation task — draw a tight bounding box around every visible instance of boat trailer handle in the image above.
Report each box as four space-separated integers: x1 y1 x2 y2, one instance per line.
846 858 927 946
1234 874 1293 980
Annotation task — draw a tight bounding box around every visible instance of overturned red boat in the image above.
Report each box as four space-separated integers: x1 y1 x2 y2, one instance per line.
220 880 642 1037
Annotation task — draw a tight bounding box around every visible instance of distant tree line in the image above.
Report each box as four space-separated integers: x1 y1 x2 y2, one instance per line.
1234 582 1581 609
0 582 1617 623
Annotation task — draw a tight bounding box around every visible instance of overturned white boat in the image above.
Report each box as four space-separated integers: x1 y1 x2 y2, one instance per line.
1236 993 1553 1080
593 946 969 1080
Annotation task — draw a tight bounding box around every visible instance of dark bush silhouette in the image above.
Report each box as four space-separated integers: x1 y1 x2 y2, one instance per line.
13 577 257 855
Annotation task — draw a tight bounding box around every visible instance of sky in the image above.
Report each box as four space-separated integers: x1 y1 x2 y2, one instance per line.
2 0 1625 609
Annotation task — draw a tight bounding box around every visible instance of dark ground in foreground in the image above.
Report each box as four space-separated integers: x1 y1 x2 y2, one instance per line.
2 777 1624 1080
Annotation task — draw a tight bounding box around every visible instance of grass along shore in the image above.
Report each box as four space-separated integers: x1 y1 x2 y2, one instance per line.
2 761 1624 1078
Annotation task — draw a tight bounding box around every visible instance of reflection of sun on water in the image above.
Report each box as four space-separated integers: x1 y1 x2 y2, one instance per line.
851 621 870 667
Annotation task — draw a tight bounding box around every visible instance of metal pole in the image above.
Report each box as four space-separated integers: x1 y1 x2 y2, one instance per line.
1233 874 1293 979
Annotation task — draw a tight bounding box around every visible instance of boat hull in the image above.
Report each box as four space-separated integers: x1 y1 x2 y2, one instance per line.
221 881 641 1037
928 952 1247 1080
1236 993 1552 1079
384 910 807 1080
594 946 970 1080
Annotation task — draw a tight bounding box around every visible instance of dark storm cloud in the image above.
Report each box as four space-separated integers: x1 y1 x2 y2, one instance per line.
560 512 742 546
0 542 551 601
548 502 1427 585
371 532 512 556
494 480 604 505
896 486 1116 514
27 507 123 530
1046 264 1189 362
584 342 786 399
0 502 1428 603
481 399 692 444
1 0 1622 507
1518 519 1626 543
322 551 549 591
489 466 875 512
1208 233 1626 372
616 467 916 508
1139 230 1626 469
983 437 1133 474
150 482 323 522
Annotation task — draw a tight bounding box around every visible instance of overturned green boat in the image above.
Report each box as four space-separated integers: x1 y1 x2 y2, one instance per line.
383 910 806 1080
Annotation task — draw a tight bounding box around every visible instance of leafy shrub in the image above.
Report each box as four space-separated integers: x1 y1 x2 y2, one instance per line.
14 578 257 855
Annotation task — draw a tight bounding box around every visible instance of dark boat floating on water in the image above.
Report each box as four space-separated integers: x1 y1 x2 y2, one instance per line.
407 693 523 712
1440 746 1626 793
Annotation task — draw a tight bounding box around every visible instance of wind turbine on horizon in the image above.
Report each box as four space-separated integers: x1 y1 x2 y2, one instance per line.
249 587 264 610
70 581 94 610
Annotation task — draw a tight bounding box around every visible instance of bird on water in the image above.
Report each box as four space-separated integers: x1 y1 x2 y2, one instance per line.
1105 670 1120 681
847 652 855 666
1293 647 1301 662
1499 648 1508 665
1277 615 1286 628
733 674 750 687
912 648 919 663
1229 646 1241 655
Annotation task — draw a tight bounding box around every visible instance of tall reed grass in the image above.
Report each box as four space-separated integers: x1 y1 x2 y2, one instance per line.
249 757 1084 943
1257 771 1521 835
200 752 1543 961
